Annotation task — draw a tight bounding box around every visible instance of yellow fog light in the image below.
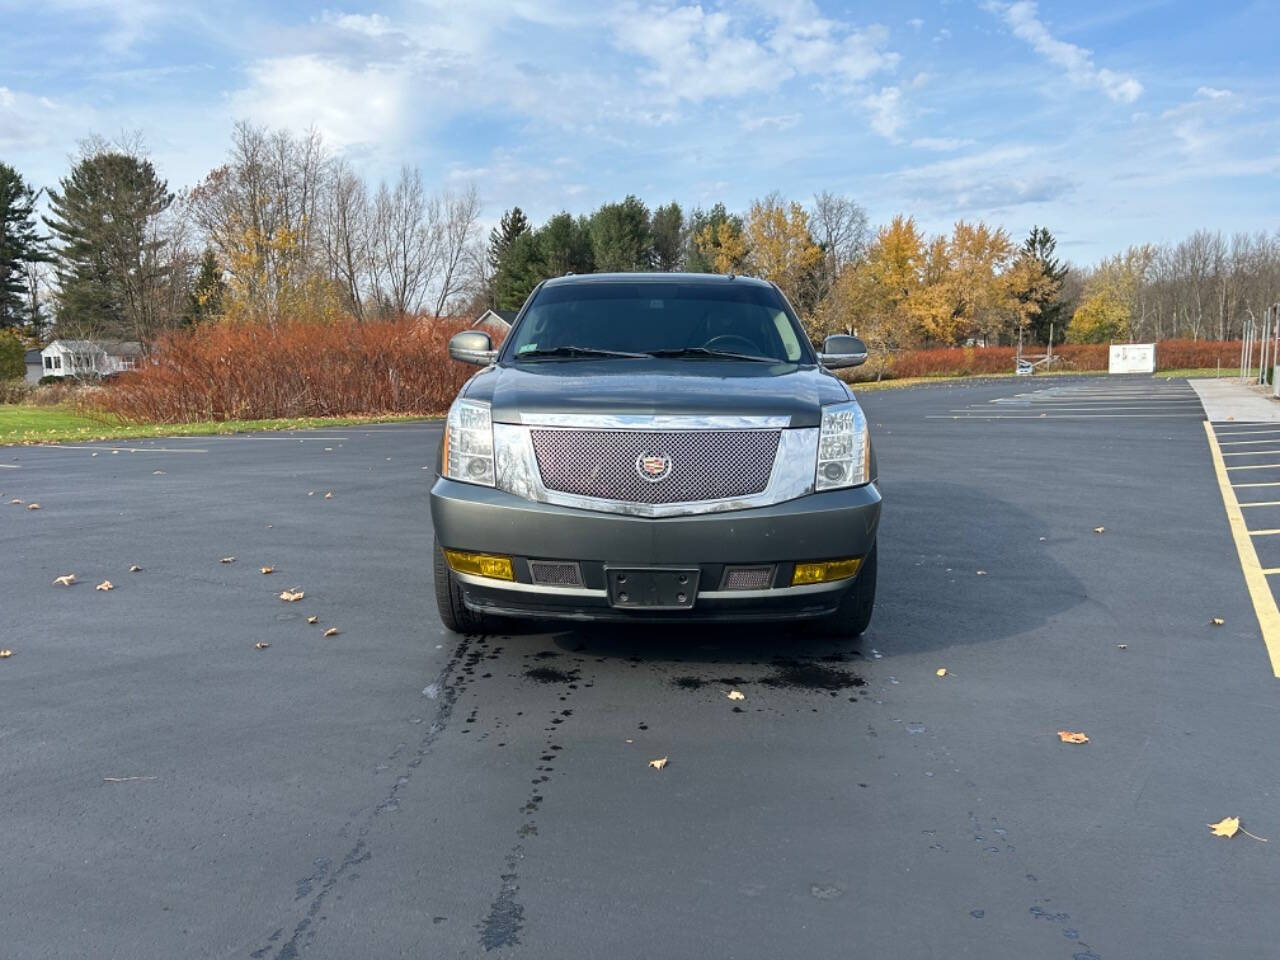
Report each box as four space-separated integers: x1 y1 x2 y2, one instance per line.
791 557 862 586
444 549 515 581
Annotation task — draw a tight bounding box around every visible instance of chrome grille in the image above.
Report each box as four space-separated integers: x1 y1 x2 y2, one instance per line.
529 429 780 504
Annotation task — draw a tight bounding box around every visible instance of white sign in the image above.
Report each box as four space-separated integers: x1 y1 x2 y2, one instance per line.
1109 343 1156 374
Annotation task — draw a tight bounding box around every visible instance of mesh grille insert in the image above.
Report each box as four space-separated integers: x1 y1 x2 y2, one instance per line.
528 560 584 587
529 429 780 504
720 565 776 591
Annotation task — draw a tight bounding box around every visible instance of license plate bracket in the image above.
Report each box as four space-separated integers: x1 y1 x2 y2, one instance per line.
604 567 700 610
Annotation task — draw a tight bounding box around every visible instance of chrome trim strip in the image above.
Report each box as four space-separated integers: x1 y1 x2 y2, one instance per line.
512 413 791 429
453 570 849 600
493 423 818 517
453 570 605 597
700 580 849 599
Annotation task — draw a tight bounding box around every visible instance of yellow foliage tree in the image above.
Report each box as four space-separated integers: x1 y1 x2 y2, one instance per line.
742 194 823 313
220 221 347 325
693 220 749 276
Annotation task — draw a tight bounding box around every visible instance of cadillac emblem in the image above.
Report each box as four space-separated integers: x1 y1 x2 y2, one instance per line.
636 453 673 482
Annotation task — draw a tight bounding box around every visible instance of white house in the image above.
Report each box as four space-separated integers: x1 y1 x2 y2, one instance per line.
39 340 143 379
471 309 516 336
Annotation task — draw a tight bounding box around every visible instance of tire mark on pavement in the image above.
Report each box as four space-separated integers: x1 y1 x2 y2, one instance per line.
249 635 474 960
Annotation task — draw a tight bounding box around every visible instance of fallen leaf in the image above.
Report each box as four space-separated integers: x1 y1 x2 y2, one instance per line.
323 627 339 637
152 470 165 475
1057 730 1089 744
26 503 40 510
260 565 274 575
323 491 334 499
9 498 22 504
0 649 12 658
1208 816 1268 842
307 491 315 496
1094 526 1106 534
1039 536 1047 542
280 590 305 602
1210 618 1225 626
129 565 142 573
625 738 633 743
1117 643 1128 650
936 668 948 677
306 616 318 624
976 569 987 576
52 574 76 586
648 756 668 770
727 690 745 701
219 556 236 564
255 641 270 650
96 580 114 591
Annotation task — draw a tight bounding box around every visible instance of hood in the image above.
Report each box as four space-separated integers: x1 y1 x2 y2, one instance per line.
463 359 851 428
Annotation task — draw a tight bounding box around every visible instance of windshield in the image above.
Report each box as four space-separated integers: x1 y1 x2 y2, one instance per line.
502 281 811 364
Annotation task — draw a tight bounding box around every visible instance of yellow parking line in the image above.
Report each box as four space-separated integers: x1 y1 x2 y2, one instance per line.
1205 422 1280 677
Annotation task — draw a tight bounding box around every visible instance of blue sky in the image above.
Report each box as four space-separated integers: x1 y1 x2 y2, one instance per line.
1 0 1276 262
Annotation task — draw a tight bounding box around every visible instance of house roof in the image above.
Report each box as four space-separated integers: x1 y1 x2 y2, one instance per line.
24 349 41 363
45 339 144 357
472 309 516 329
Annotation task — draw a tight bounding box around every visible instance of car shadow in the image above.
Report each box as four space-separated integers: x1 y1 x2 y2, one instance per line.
485 478 1085 666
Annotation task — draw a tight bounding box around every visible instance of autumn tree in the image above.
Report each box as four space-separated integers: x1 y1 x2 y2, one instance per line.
688 203 748 275
742 193 824 315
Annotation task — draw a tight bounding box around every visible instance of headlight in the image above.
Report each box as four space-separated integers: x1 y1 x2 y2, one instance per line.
815 400 870 491
443 398 495 486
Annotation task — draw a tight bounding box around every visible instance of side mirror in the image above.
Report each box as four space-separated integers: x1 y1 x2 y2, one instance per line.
819 334 868 369
449 331 497 366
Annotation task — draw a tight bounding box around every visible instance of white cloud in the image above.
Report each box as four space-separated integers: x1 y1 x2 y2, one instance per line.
994 1 1142 103
231 55 410 150
1195 86 1232 100
609 2 899 103
907 17 924 31
863 86 906 141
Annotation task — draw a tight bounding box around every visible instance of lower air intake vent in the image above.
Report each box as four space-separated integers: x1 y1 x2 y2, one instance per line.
720 565 776 591
528 560 585 588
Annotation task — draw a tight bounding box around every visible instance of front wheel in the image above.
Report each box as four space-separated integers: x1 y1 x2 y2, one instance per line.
814 540 877 637
433 538 497 634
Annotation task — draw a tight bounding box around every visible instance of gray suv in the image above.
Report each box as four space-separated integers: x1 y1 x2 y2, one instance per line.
430 273 880 634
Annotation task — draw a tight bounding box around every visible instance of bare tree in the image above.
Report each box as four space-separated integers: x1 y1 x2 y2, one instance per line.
432 183 482 317
368 167 441 317
811 191 869 273
322 159 372 320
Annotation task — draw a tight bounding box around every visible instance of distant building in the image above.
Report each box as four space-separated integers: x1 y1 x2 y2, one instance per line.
39 340 143 379
24 349 42 384
471 309 516 337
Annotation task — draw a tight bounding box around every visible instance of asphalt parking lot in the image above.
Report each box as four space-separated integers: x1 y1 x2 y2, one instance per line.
4 376 1280 960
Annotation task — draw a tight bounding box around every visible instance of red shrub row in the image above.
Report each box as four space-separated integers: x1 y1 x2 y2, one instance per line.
96 318 490 423
885 339 1243 379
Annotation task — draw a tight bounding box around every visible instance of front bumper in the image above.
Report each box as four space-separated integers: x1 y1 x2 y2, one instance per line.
430 478 881 622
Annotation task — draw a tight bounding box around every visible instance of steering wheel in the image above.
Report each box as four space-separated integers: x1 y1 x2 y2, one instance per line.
702 334 760 354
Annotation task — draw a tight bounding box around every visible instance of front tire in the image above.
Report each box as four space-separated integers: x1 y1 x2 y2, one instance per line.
815 540 877 637
434 538 496 634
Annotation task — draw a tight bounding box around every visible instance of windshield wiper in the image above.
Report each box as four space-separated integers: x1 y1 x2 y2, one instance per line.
646 346 776 363
512 345 650 360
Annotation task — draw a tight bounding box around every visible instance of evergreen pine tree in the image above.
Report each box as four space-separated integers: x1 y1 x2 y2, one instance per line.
0 162 48 331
